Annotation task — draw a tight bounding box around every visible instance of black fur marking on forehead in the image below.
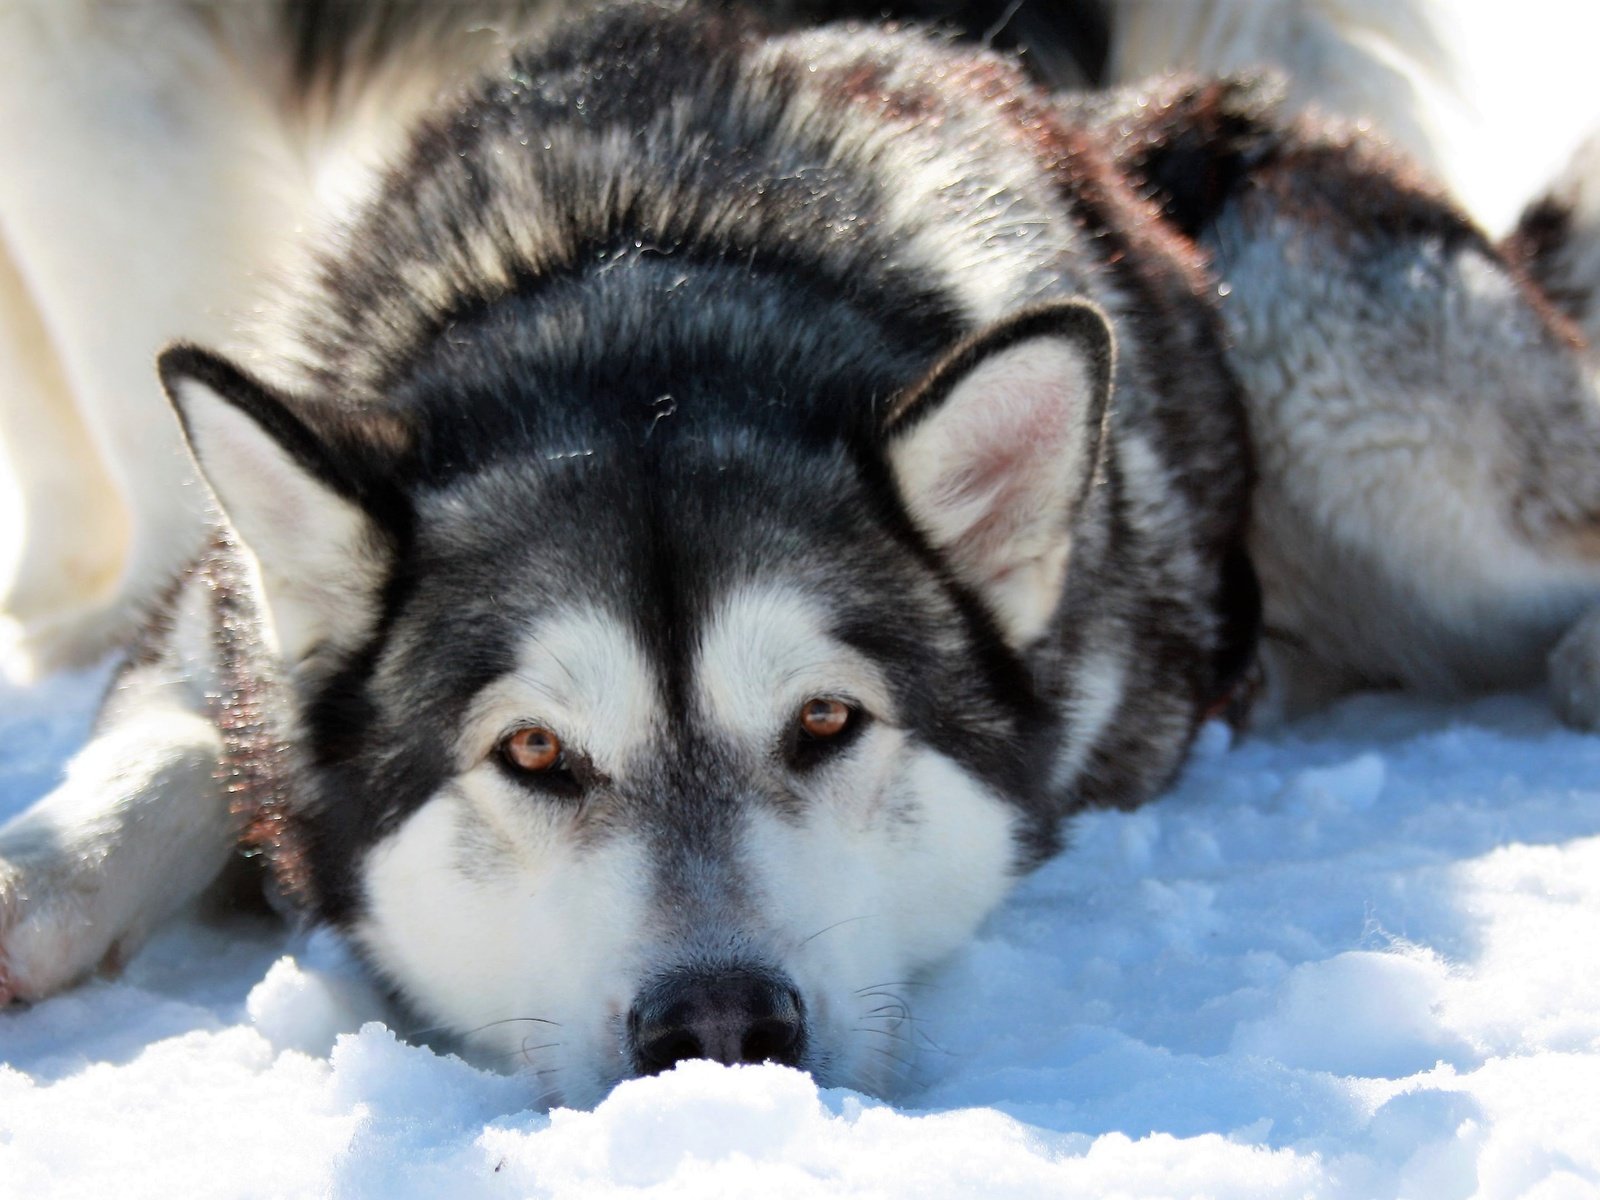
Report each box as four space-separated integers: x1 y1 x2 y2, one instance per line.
382 257 941 492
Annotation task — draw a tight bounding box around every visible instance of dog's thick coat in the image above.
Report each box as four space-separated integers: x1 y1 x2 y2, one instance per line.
7 4 1600 1106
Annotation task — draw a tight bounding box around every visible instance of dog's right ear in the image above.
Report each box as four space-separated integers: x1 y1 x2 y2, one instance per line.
158 345 407 662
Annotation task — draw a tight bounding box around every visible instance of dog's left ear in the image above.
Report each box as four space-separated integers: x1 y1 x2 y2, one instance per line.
885 300 1114 647
158 344 408 663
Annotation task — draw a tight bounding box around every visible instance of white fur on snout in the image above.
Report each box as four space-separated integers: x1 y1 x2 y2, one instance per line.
354 776 653 1109
741 745 1019 1095
357 608 663 1107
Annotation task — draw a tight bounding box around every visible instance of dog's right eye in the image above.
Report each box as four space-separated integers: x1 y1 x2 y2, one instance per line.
497 726 589 798
799 698 852 739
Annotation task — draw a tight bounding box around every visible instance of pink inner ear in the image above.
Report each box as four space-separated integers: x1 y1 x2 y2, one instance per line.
921 344 1086 547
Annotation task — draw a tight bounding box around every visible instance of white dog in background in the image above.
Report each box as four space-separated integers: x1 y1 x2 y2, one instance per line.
0 0 1591 682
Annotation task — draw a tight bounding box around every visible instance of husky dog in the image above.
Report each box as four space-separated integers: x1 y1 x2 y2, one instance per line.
7 3 1600 1107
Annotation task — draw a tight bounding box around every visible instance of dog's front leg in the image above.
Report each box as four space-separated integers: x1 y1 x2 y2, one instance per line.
0 660 230 1005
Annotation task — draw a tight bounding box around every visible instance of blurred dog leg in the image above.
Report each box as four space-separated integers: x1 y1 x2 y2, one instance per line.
0 226 128 677
0 3 312 678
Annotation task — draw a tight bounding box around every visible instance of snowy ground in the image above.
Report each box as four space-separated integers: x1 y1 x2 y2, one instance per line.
3 664 1599 1198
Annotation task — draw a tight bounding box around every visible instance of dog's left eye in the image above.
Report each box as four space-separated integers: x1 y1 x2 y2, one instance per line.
501 726 564 772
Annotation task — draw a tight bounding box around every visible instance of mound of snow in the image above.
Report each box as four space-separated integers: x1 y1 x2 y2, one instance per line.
1230 950 1474 1079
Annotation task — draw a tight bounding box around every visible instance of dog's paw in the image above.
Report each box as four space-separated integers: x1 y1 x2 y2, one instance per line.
1548 605 1600 731
0 850 133 1007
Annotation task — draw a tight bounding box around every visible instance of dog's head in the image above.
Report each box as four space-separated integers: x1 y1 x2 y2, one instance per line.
158 290 1112 1106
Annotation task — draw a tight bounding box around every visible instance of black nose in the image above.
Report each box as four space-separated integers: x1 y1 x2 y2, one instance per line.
627 967 806 1076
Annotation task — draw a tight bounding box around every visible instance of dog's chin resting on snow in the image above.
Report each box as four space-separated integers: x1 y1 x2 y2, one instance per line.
7 3 1600 1108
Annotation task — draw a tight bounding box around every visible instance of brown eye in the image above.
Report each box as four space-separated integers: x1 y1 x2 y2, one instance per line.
799 698 852 739
501 726 563 772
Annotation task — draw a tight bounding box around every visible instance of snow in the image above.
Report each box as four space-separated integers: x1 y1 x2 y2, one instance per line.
4 668 1599 1198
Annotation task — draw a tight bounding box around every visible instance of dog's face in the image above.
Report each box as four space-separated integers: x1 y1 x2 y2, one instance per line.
159 297 1112 1105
